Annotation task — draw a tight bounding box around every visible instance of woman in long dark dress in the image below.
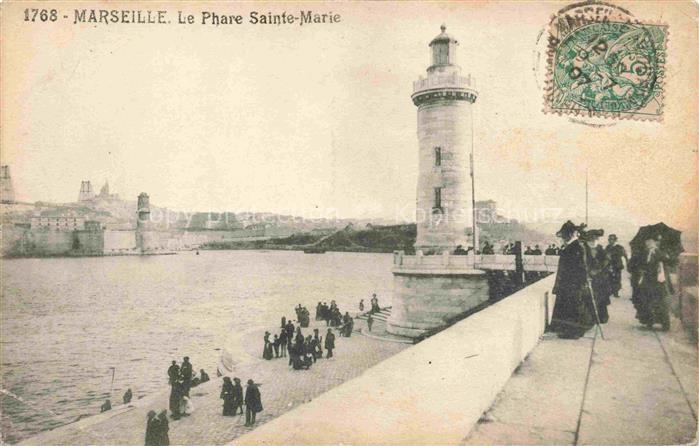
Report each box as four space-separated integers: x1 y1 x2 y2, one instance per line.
156 410 170 446
551 221 595 339
145 410 157 446
220 377 236 416
628 236 672 330
262 332 273 360
168 381 182 419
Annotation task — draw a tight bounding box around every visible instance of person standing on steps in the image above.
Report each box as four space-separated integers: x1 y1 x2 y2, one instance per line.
367 313 374 332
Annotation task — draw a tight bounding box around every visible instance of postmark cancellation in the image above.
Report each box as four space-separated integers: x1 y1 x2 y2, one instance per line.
543 1 668 121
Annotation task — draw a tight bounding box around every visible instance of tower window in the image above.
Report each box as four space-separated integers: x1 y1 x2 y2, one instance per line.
434 147 442 166
434 187 442 209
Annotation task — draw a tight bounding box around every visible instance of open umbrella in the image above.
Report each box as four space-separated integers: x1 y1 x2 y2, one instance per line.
630 222 684 264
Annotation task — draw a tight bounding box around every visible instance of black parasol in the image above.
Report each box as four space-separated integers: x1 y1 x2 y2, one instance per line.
630 222 684 262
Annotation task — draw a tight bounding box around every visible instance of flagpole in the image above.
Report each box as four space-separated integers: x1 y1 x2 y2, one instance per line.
470 107 477 268
585 168 589 225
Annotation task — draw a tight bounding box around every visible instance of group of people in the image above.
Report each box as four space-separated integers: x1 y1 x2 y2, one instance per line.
360 293 381 314
315 300 346 327
524 245 543 255
220 377 263 426
99 387 133 414
544 244 561 255
294 304 311 327
144 410 170 446
166 357 209 420
264 315 339 370
550 221 633 339
143 358 210 445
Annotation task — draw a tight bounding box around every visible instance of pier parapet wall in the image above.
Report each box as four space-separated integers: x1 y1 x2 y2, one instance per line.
234 275 556 446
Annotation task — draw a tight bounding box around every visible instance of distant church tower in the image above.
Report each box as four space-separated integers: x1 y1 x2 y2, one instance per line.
1 165 15 204
78 181 95 202
412 24 477 254
387 26 487 339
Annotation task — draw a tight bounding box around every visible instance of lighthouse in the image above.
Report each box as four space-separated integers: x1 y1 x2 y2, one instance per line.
387 25 488 339
413 24 478 254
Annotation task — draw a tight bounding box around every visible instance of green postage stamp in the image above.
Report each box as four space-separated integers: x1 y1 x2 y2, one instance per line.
544 1 667 121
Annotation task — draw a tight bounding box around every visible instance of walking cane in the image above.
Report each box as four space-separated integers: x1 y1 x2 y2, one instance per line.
585 279 605 340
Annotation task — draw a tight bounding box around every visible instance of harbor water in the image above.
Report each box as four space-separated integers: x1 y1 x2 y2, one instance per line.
0 250 393 444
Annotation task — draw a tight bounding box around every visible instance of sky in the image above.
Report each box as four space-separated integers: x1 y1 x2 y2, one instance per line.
2 1 697 236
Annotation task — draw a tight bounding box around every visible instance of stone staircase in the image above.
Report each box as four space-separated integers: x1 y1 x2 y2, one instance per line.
354 307 414 344
355 307 392 324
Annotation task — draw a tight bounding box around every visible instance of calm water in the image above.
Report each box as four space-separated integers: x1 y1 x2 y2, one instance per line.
0 250 393 444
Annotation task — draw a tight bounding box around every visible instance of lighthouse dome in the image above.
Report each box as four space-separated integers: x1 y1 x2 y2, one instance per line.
429 24 458 47
428 24 459 69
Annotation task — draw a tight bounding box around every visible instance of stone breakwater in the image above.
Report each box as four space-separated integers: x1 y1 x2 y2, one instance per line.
18 320 407 446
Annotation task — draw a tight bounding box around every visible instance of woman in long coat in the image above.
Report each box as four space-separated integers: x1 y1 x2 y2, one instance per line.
262 332 273 360
551 221 595 339
244 380 263 426
220 377 236 416
156 410 170 446
628 236 671 330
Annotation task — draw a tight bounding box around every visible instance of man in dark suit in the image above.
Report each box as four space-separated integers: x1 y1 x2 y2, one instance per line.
604 234 628 297
324 328 335 358
244 379 263 427
167 360 179 386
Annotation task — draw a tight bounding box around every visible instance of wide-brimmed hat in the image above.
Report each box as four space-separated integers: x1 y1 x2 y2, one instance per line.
556 220 585 238
581 229 604 241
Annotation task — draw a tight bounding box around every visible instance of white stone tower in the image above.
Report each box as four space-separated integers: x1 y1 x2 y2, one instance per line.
387 26 487 339
412 24 477 254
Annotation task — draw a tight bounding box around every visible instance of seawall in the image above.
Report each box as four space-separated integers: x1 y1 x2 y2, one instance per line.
233 274 555 445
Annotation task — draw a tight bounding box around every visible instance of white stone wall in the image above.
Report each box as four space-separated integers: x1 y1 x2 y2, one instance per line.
233 275 556 446
388 270 489 337
415 99 473 253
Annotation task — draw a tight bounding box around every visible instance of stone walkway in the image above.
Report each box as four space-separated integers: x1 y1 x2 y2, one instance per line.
464 285 698 445
20 320 407 446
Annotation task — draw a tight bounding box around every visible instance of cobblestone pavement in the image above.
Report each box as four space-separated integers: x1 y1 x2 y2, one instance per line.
21 320 408 446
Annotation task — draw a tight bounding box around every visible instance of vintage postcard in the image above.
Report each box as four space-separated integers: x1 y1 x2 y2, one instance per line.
1 1 697 445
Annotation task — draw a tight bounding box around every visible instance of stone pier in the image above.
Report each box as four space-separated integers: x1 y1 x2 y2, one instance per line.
388 251 488 337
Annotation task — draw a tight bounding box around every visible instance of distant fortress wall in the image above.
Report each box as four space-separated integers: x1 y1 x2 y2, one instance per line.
104 230 137 253
2 226 74 257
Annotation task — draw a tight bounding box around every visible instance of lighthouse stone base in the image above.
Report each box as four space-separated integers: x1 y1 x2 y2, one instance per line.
387 251 489 338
